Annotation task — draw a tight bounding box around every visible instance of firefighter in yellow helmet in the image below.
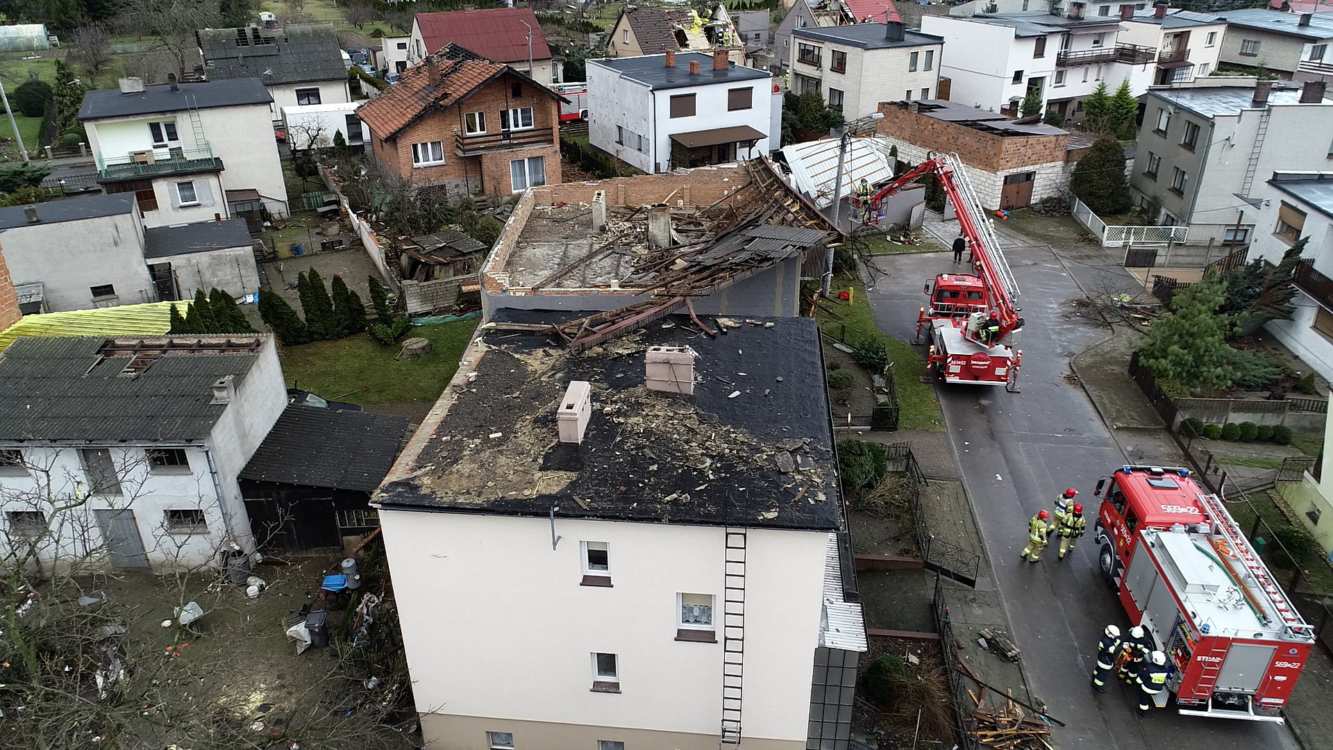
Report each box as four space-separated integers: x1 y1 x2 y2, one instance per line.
1020 509 1050 563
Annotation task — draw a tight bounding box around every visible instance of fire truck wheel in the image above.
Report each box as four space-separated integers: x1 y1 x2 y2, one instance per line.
1098 544 1118 588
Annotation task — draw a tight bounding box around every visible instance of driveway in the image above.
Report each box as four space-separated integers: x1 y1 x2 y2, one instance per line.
864 244 1301 749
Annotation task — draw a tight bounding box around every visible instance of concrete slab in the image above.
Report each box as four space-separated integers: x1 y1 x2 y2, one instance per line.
1071 326 1165 430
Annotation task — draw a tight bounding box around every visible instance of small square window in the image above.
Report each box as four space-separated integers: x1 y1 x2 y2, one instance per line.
6 510 46 538
581 540 611 586
1012 70 1023 84
164 508 207 534
90 284 117 300
0 448 26 476
592 652 620 692
148 448 191 473
295 87 322 106
487 731 515 750
598 742 625 750
465 111 487 135
176 181 198 206
676 592 717 642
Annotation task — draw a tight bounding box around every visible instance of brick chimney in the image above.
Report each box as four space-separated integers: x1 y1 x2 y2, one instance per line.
1154 2 1166 18
557 381 592 444
1252 80 1272 107
1299 12 1313 27
1120 4 1134 20
1300 80 1327 104
646 347 697 396
688 60 700 75
884 21 905 42
665 49 676 68
713 49 728 71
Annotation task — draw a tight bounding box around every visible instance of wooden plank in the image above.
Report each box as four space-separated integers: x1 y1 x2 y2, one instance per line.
865 627 941 641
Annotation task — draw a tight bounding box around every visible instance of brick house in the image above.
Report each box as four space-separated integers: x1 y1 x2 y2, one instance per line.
0 253 19 331
357 46 564 197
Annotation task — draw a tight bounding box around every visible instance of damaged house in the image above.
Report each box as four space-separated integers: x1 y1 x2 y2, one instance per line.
606 4 746 65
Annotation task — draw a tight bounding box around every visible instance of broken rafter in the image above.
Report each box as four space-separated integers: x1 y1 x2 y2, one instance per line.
561 296 687 353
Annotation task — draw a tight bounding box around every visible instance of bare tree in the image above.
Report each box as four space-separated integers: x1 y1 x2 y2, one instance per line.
71 24 114 81
116 0 222 77
346 1 377 30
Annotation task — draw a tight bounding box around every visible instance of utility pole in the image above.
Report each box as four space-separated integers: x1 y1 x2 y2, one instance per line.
0 80 29 162
520 20 534 79
822 112 883 296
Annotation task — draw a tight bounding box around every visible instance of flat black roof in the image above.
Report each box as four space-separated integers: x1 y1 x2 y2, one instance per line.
794 22 943 48
78 78 272 121
240 405 411 492
377 312 843 531
0 193 133 230
144 218 253 259
591 52 769 91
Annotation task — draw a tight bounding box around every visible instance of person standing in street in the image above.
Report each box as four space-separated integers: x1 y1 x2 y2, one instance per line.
1057 503 1087 561
952 233 965 263
1136 651 1171 716
1091 624 1121 693
1020 509 1050 563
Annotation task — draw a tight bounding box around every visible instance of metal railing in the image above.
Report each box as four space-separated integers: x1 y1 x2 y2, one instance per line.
933 574 980 750
454 127 554 156
1158 46 1189 65
1056 43 1155 67
1071 196 1189 247
893 442 982 588
1297 59 1333 75
97 145 221 180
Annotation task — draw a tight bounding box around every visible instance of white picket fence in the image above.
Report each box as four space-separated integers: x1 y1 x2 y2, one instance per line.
1071 196 1189 247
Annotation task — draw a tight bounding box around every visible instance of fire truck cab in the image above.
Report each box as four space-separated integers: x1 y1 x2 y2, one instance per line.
1092 465 1315 722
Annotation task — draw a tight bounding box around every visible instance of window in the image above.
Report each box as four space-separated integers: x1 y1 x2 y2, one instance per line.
1275 201 1306 244
175 181 198 206
924 49 934 71
1012 70 1023 84
6 511 45 539
465 111 487 135
1054 69 1066 87
598 742 625 750
1307 506 1323 526
830 49 846 73
921 87 930 99
827 87 844 113
411 141 444 167
1180 120 1199 150
676 592 716 642
1144 151 1160 179
148 121 178 145
1205 31 1217 47
511 81 523 98
396 41 407 50
1023 0 1029 8
1315 308 1333 341
148 448 191 473
909 51 919 72
90 284 117 301
669 94 695 118
1240 39 1260 57
487 731 515 750
1154 108 1171 135
905 89 912 101
295 87 322 106
1196 62 1210 77
797 43 821 67
616 125 624 145
580 540 610 585
1169 166 1188 195
1222 226 1250 244
500 107 534 131
1033 37 1046 58
1313 44 1328 62
1098 4 1110 15
0 449 26 476
1092 33 1105 48
591 652 620 692
727 87 753 111
509 156 546 193
164 508 207 534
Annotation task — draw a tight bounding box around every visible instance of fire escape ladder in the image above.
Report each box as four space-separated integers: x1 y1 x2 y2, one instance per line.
1240 109 1270 198
720 527 747 746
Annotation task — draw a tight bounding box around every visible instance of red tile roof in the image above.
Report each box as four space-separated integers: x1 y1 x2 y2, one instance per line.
842 0 901 23
357 53 507 139
414 8 553 63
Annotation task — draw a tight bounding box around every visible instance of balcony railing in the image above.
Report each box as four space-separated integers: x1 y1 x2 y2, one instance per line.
454 127 554 157
1298 59 1333 75
1294 258 1333 309
97 145 223 183
1157 46 1190 66
1056 44 1155 67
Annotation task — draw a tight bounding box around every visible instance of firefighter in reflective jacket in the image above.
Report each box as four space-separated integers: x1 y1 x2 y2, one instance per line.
1137 651 1171 715
1020 509 1050 563
1091 624 1121 693
1057 503 1087 561
856 178 873 222
1118 625 1152 683
1049 487 1078 539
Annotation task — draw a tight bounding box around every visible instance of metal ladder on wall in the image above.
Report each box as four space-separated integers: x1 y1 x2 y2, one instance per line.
1191 642 1230 695
1239 109 1270 198
184 93 208 152
720 528 747 746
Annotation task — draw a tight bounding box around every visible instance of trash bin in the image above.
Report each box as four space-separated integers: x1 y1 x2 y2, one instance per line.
306 609 329 648
224 548 250 586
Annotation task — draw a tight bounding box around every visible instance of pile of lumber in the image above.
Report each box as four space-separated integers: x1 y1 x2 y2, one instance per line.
968 698 1052 750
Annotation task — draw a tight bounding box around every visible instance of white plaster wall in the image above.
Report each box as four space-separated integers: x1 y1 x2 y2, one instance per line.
378 510 829 742
791 37 941 117
1219 27 1310 75
168 244 262 300
266 80 352 121
143 173 228 228
587 60 655 174
1188 24 1227 76
282 103 366 149
0 212 155 310
922 17 1017 111
380 36 411 74
1265 300 1333 383
650 77 773 173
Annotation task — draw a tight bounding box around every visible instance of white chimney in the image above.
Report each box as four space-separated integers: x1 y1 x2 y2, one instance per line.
118 77 145 94
210 374 236 405
591 189 607 233
646 346 697 396
558 380 592 444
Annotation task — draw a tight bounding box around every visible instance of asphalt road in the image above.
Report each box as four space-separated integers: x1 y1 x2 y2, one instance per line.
864 246 1300 750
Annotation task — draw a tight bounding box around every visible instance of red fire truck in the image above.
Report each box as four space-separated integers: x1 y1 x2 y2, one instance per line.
1092 465 1315 722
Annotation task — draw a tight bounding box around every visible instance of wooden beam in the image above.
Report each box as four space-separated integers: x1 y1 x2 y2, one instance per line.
866 627 941 641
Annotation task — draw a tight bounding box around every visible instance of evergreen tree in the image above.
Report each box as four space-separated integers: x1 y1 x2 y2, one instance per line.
1109 81 1139 140
52 61 87 133
258 291 311 345
1081 82 1112 135
183 300 205 334
1069 137 1131 215
168 302 189 334
367 275 391 322
333 130 348 153
346 289 368 334
330 274 355 337
209 288 255 333
192 289 218 333
1019 88 1043 118
305 268 337 339
1138 279 1234 392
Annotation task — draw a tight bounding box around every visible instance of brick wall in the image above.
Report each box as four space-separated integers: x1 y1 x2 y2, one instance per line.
0 251 20 330
874 102 1069 172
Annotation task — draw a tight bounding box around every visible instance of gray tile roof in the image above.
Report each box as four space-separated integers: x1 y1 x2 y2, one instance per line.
0 337 261 442
1217 9 1333 40
78 78 272 121
239 405 411 492
793 22 942 48
1128 9 1225 29
143 219 253 259
1153 84 1330 118
199 24 347 86
591 52 769 91
1269 173 1333 221
0 193 133 230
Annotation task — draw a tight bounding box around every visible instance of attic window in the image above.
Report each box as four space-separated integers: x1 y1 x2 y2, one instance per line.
1146 477 1179 490
674 29 689 47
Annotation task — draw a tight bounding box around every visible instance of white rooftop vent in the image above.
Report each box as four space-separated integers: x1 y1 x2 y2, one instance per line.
118 77 144 94
210 374 236 405
558 380 592 444
646 346 697 396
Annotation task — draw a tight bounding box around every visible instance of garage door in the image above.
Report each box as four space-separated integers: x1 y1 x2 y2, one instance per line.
1000 172 1035 210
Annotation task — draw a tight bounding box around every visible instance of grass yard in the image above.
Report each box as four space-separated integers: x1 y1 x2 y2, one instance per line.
1226 491 1333 594
1004 208 1099 247
816 274 943 431
260 0 404 37
279 319 478 405
0 114 42 157
859 234 942 256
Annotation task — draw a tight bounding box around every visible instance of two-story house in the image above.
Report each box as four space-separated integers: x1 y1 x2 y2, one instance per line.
1217 9 1333 80
790 22 942 117
0 335 286 573
357 45 563 196
775 0 902 72
380 35 411 78
1130 79 1333 243
408 8 559 85
588 51 773 173
606 4 745 65
1118 6 1228 84
77 77 290 228
197 23 351 122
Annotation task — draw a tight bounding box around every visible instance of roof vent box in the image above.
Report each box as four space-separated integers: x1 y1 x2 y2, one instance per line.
646 346 697 396
558 380 592 444
118 77 145 94
211 374 236 405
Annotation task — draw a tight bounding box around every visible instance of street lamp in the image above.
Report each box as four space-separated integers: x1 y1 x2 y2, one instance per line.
822 111 884 296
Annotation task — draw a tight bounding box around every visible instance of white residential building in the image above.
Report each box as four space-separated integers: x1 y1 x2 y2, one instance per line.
1118 7 1228 85
374 316 865 750
588 51 774 173
78 77 290 227
281 102 366 151
380 35 411 77
0 335 286 573
789 22 943 118
197 24 352 122
1216 9 1333 81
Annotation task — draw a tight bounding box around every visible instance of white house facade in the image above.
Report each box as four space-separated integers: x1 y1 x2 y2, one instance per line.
790 22 943 118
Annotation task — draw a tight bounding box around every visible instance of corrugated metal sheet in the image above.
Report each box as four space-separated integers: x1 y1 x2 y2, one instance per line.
0 301 182 352
781 137 894 210
820 532 867 652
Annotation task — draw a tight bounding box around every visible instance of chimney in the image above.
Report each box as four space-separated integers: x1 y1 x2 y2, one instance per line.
210 374 236 405
688 60 700 76
713 49 728 71
1300 80 1327 104
22 206 38 224
557 380 592 444
214 212 223 223
1252 80 1273 107
117 76 145 94
647 205 672 249
591 190 607 232
646 346 698 396
1299 12 1313 27
1120 4 1134 20
167 72 178 92
665 49 676 68
1153 2 1166 18
884 21 905 42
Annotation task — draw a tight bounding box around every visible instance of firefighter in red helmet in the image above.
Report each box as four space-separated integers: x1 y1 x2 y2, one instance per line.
1020 509 1051 563
1058 502 1087 561
1050 487 1078 539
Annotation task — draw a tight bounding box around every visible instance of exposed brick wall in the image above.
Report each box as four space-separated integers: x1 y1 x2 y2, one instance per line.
0 251 20 331
874 102 1069 172
365 76 562 197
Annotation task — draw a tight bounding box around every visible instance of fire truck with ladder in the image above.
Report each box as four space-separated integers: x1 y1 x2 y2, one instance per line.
855 152 1025 390
1091 465 1315 722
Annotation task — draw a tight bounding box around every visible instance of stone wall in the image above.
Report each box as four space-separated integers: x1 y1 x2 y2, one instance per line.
874 101 1069 172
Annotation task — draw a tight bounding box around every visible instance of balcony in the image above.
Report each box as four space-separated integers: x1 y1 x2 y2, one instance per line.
1056 44 1155 67
97 146 223 183
1157 46 1190 67
1298 59 1333 75
454 127 554 157
1294 258 1333 310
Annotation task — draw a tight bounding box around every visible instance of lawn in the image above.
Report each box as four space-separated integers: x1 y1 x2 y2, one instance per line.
1004 208 1099 247
260 0 404 37
0 114 42 158
1226 490 1333 594
816 274 943 431
279 319 478 404
858 234 943 256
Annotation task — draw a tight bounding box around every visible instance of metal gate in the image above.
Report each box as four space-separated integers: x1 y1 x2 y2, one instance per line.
94 509 150 569
1124 246 1159 267
999 171 1035 210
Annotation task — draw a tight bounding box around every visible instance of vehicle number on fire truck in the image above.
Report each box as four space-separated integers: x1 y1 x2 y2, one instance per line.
1274 661 1302 669
1159 505 1195 514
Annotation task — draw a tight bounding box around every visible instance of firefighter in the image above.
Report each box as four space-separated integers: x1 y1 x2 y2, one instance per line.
1019 509 1050 563
1049 487 1078 538
1090 624 1121 693
857 178 873 224
1136 650 1171 716
1057 503 1087 561
1118 625 1152 683
980 311 1001 345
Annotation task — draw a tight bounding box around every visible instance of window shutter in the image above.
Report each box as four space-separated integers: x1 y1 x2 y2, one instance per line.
195 180 214 207
1278 202 1306 233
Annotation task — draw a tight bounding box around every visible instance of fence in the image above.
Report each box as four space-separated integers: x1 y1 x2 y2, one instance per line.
1128 352 1328 430
318 164 398 291
893 443 981 587
933 574 979 750
1070 196 1189 248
